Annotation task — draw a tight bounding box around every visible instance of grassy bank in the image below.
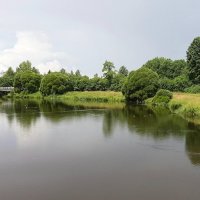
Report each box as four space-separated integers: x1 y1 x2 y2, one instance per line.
12 91 125 103
169 93 200 124
56 91 125 102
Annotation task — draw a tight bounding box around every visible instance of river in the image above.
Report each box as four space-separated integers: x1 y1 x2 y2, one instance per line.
0 99 200 200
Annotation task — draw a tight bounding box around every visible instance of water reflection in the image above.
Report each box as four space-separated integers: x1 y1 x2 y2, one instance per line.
1 99 200 166
186 122 200 166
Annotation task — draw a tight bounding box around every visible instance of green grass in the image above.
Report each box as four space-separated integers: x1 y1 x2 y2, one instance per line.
13 91 42 99
12 91 125 103
169 92 200 124
55 91 125 103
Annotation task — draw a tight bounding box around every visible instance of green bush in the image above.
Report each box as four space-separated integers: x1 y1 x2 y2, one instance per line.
155 89 173 98
40 72 73 96
122 68 159 103
152 89 173 105
170 102 182 111
184 85 200 94
14 71 41 94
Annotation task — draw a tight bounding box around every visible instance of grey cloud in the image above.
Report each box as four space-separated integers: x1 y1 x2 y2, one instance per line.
0 0 200 75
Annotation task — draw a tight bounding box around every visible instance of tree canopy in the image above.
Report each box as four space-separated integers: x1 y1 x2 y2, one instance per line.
40 72 72 96
123 68 159 102
187 37 200 84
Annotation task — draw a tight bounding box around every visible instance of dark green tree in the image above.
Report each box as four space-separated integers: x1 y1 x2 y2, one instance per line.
40 72 72 96
187 37 200 84
119 66 128 76
14 71 41 93
0 67 15 87
16 60 32 72
102 61 115 89
123 68 159 102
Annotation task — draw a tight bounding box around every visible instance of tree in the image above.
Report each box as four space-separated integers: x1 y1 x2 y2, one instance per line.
122 68 159 102
75 70 81 77
40 72 72 96
119 66 128 76
102 61 115 89
60 68 66 74
16 60 32 72
16 60 40 74
142 57 172 78
14 71 41 93
187 37 200 84
0 67 15 87
110 73 127 91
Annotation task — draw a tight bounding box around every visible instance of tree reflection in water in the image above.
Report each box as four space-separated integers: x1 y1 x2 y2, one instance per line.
1 99 200 165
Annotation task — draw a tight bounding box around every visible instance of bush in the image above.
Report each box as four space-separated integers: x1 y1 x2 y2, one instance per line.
122 68 159 103
169 102 182 111
152 89 173 105
40 72 72 96
14 71 41 94
155 89 173 98
185 85 200 94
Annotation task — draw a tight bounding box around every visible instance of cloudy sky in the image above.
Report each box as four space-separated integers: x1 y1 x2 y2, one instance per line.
0 0 199 76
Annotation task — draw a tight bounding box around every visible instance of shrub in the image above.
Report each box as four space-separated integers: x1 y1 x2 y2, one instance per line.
14 71 41 94
40 72 72 96
152 89 173 105
169 102 182 111
122 68 159 103
184 85 200 94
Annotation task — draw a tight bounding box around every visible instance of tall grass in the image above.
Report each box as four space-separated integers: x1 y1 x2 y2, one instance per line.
169 92 200 123
12 91 125 103
56 91 125 103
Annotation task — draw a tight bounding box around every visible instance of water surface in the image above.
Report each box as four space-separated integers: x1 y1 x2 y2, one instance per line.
0 99 200 200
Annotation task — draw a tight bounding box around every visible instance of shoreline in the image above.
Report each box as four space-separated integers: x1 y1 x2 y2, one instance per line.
5 91 200 125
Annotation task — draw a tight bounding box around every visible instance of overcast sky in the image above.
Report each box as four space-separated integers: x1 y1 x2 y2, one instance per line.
0 0 200 76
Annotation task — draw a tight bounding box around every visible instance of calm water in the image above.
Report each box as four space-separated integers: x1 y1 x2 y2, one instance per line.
0 99 200 200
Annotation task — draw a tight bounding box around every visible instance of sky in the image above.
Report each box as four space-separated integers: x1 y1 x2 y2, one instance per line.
0 0 200 76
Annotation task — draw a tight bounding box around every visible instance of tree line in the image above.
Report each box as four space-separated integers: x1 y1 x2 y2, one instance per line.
0 60 128 96
123 37 200 102
0 36 200 101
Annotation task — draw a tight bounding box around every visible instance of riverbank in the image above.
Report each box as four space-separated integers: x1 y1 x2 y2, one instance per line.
12 91 125 103
169 93 200 124
8 91 200 124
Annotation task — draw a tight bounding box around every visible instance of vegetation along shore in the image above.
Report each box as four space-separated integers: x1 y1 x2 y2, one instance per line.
1 37 200 123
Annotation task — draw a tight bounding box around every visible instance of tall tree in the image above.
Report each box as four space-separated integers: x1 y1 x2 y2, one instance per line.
187 37 200 84
119 66 128 76
102 61 115 89
122 68 159 102
0 67 15 87
16 60 32 72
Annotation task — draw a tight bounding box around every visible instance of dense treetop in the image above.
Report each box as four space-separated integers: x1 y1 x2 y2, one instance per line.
187 37 200 84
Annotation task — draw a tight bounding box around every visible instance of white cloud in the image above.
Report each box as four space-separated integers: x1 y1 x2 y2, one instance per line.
0 31 71 74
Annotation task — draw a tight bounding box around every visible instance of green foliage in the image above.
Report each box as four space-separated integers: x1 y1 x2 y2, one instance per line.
143 57 190 91
102 60 115 88
155 89 173 98
14 71 41 93
123 68 159 102
110 74 127 91
187 37 200 84
58 91 124 103
170 102 182 112
14 61 41 94
152 89 173 105
172 75 191 91
40 72 72 96
143 57 188 79
0 67 15 87
16 60 32 72
143 57 172 78
185 85 200 93
118 66 128 76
